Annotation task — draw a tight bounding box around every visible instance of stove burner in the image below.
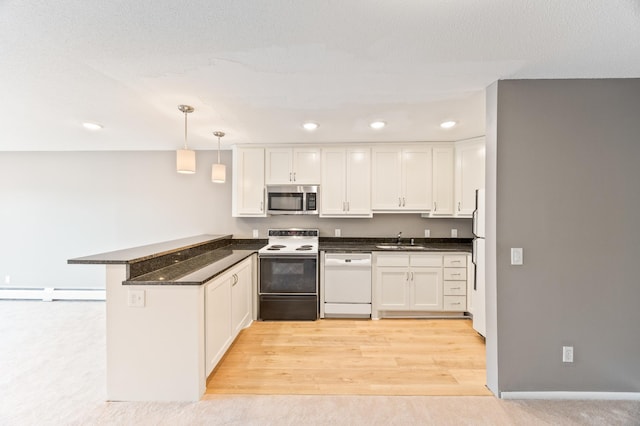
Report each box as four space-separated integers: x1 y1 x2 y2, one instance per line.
300 245 313 248
267 247 281 251
296 246 312 251
271 245 286 248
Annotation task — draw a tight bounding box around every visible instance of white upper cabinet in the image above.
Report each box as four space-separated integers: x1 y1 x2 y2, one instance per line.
265 147 321 185
372 146 432 212
454 137 485 217
321 147 372 217
431 146 455 215
232 147 266 217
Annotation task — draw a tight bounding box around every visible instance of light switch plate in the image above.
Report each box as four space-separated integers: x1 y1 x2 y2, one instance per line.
334 229 341 237
511 248 523 265
424 229 430 238
451 229 458 237
252 229 259 238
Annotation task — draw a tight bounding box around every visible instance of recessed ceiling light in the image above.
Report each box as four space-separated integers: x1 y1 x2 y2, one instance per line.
370 121 386 130
82 122 103 131
440 120 457 129
303 122 319 131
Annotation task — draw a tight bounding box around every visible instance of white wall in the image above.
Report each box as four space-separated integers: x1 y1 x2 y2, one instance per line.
1 150 471 289
1 151 233 289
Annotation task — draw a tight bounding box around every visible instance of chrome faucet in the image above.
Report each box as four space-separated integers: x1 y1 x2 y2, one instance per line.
396 232 402 244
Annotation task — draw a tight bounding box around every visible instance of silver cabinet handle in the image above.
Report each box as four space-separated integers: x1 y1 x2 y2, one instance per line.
451 302 461 305
451 287 461 290
346 201 350 211
403 197 406 207
434 201 437 211
399 197 402 207
232 274 238 286
406 272 410 281
452 260 462 264
411 272 414 281
457 202 461 212
260 201 264 212
293 172 296 181
289 172 292 181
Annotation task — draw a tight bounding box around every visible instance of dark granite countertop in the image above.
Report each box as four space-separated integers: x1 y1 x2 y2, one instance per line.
68 234 233 264
124 243 264 286
68 235 267 286
319 237 472 253
70 235 471 287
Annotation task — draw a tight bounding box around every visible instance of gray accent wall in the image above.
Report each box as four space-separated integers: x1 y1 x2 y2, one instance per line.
0 150 470 289
491 79 640 393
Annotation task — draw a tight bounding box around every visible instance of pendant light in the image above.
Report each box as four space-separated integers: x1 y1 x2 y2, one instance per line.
176 104 196 174
211 131 226 183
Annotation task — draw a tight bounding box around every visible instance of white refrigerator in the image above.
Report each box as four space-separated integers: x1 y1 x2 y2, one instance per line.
471 188 486 337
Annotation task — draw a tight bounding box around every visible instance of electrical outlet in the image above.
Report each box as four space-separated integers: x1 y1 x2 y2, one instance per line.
451 229 458 238
335 229 341 237
424 229 430 238
511 248 524 265
128 289 145 308
562 346 574 363
252 229 259 238
4 275 9 284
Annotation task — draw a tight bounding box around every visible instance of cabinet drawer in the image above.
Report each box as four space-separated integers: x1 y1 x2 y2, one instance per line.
410 255 442 267
444 255 467 267
443 295 466 311
375 254 409 267
444 267 466 280
444 281 466 295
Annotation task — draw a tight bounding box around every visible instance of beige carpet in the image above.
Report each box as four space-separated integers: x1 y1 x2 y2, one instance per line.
1 300 638 425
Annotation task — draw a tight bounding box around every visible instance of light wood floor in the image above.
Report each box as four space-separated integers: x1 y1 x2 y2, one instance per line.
204 318 490 397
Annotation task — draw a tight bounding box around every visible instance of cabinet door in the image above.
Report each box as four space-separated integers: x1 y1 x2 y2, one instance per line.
232 147 266 217
455 138 485 217
293 147 321 184
320 148 347 216
372 148 402 210
231 260 252 335
431 147 455 215
205 275 232 376
376 267 410 310
345 147 372 216
265 148 293 184
402 147 432 211
411 267 443 311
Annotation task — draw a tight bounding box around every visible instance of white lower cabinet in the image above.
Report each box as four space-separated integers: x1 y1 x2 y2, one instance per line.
374 252 469 318
205 256 253 377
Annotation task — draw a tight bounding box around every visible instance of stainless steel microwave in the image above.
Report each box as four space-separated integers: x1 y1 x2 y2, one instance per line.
266 185 319 215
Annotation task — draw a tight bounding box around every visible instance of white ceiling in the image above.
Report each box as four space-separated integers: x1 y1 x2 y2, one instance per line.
1 1 639 151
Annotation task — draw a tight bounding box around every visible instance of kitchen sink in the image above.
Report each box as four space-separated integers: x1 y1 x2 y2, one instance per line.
375 244 426 250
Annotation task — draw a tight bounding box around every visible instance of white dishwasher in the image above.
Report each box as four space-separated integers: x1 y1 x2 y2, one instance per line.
321 252 372 318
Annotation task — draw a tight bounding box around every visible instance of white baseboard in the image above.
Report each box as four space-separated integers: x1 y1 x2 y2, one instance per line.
501 391 640 401
0 287 105 301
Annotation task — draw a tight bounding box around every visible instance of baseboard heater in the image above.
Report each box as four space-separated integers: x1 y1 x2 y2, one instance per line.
0 287 105 301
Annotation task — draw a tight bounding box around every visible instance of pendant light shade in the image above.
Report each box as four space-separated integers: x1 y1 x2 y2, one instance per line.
212 163 226 183
177 149 196 174
176 104 196 174
212 131 226 183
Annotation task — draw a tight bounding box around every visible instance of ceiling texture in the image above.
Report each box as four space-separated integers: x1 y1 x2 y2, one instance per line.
1 0 639 151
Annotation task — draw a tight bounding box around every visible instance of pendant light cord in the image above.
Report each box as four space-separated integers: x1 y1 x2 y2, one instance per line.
184 111 188 149
217 136 221 163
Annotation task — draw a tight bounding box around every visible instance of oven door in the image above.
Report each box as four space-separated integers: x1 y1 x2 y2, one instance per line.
259 255 318 294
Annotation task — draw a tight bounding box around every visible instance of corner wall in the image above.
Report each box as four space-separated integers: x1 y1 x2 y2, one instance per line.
494 79 640 393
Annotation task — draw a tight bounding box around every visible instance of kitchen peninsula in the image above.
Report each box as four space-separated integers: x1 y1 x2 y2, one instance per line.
68 234 263 401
